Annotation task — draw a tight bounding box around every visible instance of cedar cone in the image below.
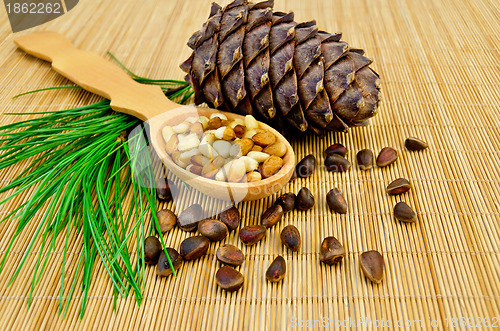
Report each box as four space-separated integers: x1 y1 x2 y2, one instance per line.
181 0 380 136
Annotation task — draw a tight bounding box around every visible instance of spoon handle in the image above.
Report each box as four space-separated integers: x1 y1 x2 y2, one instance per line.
14 31 179 121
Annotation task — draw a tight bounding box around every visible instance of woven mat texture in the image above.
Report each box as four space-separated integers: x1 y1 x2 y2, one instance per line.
0 0 499 329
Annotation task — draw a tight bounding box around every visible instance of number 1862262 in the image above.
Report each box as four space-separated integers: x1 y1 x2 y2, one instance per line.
5 2 62 14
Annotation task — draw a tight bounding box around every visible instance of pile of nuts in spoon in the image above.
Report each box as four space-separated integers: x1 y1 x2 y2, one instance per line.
162 113 287 182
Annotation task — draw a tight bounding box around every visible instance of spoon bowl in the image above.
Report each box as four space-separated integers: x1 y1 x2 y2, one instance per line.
14 31 295 201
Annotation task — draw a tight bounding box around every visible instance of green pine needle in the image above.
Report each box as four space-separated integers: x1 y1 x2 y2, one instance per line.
0 54 192 317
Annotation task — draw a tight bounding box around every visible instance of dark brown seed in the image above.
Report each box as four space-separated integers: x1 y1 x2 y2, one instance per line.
177 221 197 232
178 203 203 231
324 143 347 157
326 188 347 214
280 225 301 252
319 237 345 265
405 137 428 151
216 244 245 266
376 147 398 167
266 256 286 282
274 193 296 213
295 187 315 210
289 168 297 182
157 248 183 277
179 236 209 260
144 236 162 265
357 149 374 170
198 219 228 241
206 116 222 130
219 206 240 231
261 205 284 228
295 154 316 178
360 250 384 283
239 225 266 245
215 266 244 292
233 124 245 138
157 209 177 233
386 178 411 195
156 177 174 201
393 202 417 223
325 154 351 172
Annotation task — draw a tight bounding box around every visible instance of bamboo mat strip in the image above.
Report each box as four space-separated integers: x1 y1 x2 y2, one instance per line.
0 0 499 329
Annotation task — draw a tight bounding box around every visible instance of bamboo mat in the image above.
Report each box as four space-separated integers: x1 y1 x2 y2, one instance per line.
0 0 499 329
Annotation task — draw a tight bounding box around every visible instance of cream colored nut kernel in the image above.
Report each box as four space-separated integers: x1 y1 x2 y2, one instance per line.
231 138 254 157
185 116 198 123
171 151 189 168
191 154 209 166
240 156 259 172
245 115 259 130
215 161 233 181
251 145 263 152
252 130 276 147
215 169 226 181
199 143 219 159
210 113 228 121
229 118 245 128
243 129 257 139
247 151 270 162
213 126 226 139
172 121 190 134
229 143 242 158
213 140 232 158
260 155 284 178
189 122 204 138
202 155 225 178
246 172 262 182
165 134 179 154
199 116 209 129
227 158 246 182
179 148 201 164
177 133 200 152
162 126 175 144
263 141 287 157
222 127 236 141
200 132 216 145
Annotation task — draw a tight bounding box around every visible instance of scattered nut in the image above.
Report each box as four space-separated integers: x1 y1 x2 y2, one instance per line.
179 236 210 260
319 237 345 265
261 205 284 228
216 266 244 292
266 255 286 282
198 219 229 241
144 236 162 265
280 225 301 252
157 209 177 233
326 188 347 214
360 250 384 283
219 206 240 231
376 147 398 167
274 193 296 213
216 244 245 266
157 248 182 277
239 225 266 245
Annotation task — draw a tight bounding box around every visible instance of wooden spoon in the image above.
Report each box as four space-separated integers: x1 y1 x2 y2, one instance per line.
14 31 295 201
